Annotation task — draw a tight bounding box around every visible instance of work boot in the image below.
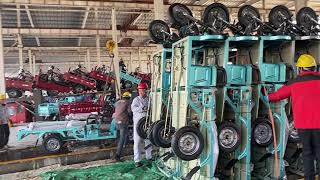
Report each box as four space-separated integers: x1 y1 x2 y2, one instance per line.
114 155 123 162
135 161 143 168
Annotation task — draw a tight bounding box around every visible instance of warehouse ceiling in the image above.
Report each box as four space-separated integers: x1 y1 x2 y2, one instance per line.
1 0 320 57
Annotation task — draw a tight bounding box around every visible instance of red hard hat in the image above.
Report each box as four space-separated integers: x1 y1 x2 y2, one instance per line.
138 83 148 89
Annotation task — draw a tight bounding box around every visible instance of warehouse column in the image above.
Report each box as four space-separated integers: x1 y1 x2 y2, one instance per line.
295 0 307 12
138 47 141 70
0 12 6 99
154 0 164 21
87 49 91 70
130 52 133 72
112 8 121 99
28 50 32 74
17 34 23 70
96 35 101 66
32 54 36 75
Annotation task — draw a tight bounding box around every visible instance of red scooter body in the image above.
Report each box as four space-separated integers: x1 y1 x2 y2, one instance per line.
34 75 73 93
63 72 96 90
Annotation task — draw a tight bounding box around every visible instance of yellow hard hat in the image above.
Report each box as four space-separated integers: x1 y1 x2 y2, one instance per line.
296 54 317 68
122 92 131 98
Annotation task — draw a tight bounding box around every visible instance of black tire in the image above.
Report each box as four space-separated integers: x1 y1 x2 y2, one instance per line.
148 121 160 146
218 122 241 153
148 20 170 43
171 126 204 161
152 120 175 148
203 3 229 32
47 90 59 97
288 120 300 143
169 3 193 27
252 118 273 147
178 24 200 38
269 5 292 29
7 89 23 98
296 7 317 31
73 84 85 94
0 126 7 148
136 117 148 139
43 134 63 153
238 5 260 30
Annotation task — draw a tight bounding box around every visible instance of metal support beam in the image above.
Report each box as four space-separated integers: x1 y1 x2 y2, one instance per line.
25 5 40 46
96 35 101 66
138 48 141 68
28 50 32 74
16 4 21 28
17 34 23 69
130 52 133 72
32 54 36 75
86 49 91 70
112 8 121 99
2 28 149 37
238 0 260 6
78 7 90 47
0 13 6 98
154 0 164 20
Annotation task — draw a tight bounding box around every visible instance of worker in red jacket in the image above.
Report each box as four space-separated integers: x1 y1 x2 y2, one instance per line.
264 54 320 180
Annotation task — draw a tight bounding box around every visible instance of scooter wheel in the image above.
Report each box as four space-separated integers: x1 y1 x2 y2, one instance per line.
43 134 63 154
269 5 292 29
203 3 229 32
171 126 204 161
288 120 300 143
136 117 148 139
252 118 273 147
152 120 175 148
147 121 161 146
169 3 193 27
296 7 317 32
218 121 241 153
148 20 170 44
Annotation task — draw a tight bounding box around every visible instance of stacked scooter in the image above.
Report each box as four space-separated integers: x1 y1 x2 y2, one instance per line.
143 3 319 180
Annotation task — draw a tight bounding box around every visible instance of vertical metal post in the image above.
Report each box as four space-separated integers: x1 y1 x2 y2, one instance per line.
96 35 101 66
32 54 36 75
138 48 141 70
112 8 121 99
18 34 23 69
87 49 91 70
28 50 32 74
154 0 164 21
0 12 6 99
130 52 133 72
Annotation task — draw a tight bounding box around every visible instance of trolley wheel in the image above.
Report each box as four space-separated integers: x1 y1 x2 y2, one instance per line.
136 117 148 139
169 3 193 27
252 118 273 147
148 20 170 43
147 121 160 146
152 120 175 148
43 134 64 153
269 5 292 29
171 126 204 161
218 121 241 153
296 7 317 31
238 5 261 31
203 3 230 33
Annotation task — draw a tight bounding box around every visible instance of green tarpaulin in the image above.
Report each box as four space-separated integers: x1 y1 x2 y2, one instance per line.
41 160 168 180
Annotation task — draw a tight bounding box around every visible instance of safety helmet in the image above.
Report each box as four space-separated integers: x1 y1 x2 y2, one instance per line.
296 54 317 68
138 83 148 89
122 91 131 98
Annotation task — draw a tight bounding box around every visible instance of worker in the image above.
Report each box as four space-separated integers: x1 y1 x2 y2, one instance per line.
119 59 127 72
131 83 152 167
263 54 320 180
112 91 132 162
0 101 10 148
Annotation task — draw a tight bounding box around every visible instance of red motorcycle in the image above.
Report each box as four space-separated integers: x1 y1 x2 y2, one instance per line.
88 66 114 91
63 66 97 93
